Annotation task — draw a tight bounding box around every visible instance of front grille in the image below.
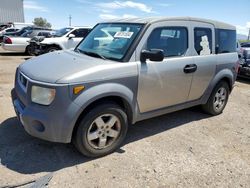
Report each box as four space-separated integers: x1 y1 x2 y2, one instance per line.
18 71 28 92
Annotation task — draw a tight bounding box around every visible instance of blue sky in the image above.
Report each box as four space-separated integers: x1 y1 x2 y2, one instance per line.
23 0 250 35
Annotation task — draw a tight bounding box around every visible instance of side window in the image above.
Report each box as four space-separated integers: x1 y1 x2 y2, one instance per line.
216 29 236 53
194 28 212 55
240 43 250 47
71 29 90 38
146 27 188 57
38 32 50 37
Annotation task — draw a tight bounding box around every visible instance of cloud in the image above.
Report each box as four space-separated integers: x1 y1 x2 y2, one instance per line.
99 14 137 20
236 22 250 35
24 0 48 12
157 3 173 7
247 22 250 28
97 1 152 13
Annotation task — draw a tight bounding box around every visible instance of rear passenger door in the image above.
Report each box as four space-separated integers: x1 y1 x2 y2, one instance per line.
188 22 216 101
136 21 194 113
67 29 90 49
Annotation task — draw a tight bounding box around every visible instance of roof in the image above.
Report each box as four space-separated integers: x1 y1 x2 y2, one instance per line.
71 26 92 29
101 16 235 30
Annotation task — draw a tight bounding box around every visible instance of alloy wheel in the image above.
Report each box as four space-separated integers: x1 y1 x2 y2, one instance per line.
87 114 121 149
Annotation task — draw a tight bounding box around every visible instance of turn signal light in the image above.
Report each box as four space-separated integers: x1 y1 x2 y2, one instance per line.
73 86 85 95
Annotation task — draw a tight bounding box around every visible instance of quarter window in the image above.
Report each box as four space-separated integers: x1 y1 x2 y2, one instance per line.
216 29 236 53
146 27 188 57
194 28 212 55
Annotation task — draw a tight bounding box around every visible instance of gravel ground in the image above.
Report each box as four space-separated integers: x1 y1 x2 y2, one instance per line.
0 50 250 188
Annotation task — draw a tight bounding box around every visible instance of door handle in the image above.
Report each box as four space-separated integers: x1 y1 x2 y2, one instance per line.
183 64 197 73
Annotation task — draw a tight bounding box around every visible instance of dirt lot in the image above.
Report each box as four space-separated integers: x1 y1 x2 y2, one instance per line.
0 49 250 188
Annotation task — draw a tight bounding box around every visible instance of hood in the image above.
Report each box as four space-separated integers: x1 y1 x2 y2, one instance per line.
40 37 61 44
19 50 112 84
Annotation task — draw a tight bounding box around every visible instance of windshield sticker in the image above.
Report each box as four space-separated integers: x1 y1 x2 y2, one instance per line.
200 35 211 55
114 31 134 38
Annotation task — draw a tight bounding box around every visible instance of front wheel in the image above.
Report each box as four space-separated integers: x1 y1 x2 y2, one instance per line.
46 46 60 53
73 103 128 158
202 81 230 115
25 45 33 56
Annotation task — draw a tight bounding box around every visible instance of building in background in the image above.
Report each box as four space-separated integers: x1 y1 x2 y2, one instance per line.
0 0 24 23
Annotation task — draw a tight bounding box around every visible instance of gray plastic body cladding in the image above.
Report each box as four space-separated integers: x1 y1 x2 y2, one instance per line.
13 71 82 143
14 72 138 143
70 75 138 126
201 53 237 103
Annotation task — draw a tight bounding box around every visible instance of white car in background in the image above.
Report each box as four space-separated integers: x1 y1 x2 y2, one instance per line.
1 30 53 54
0 27 19 36
33 27 91 54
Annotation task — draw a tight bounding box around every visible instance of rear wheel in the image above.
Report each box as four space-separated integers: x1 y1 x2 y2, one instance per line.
202 81 229 115
73 103 128 157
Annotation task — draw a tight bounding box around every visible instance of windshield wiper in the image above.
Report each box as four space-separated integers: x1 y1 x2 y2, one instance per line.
74 48 81 53
77 49 106 60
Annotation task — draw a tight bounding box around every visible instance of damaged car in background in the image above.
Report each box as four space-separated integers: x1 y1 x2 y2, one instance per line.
1 30 54 55
28 27 91 55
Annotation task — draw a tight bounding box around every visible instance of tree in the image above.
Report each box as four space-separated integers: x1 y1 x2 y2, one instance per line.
33 17 52 28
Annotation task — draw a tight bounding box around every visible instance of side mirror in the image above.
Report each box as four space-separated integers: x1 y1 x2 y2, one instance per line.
140 49 164 62
68 34 75 39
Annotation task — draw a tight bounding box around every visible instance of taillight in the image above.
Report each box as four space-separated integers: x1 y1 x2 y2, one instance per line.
4 37 12 44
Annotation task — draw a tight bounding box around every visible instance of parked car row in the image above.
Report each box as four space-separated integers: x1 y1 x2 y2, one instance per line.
0 26 92 55
2 29 54 54
238 42 250 79
29 27 91 55
237 42 250 78
0 26 52 43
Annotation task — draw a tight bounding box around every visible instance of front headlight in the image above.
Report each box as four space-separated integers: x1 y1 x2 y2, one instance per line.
31 86 56 105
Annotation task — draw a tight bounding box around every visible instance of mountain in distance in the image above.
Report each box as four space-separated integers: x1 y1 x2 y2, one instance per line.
237 34 248 40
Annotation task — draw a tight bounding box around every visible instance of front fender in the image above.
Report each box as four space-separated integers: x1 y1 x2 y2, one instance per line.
72 83 135 111
65 82 136 141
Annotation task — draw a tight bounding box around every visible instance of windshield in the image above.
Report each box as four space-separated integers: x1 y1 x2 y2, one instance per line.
76 23 144 61
54 27 73 37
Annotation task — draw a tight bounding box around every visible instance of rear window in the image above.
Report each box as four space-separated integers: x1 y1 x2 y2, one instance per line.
216 29 236 53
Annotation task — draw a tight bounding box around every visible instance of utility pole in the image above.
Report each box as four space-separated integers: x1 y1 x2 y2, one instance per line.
248 28 250 41
69 15 72 26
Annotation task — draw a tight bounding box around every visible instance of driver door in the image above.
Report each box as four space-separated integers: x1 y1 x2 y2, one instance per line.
136 21 195 113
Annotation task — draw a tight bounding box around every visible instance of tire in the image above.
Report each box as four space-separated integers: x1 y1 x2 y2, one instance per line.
46 46 60 53
25 45 33 56
202 81 230 115
73 103 128 158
